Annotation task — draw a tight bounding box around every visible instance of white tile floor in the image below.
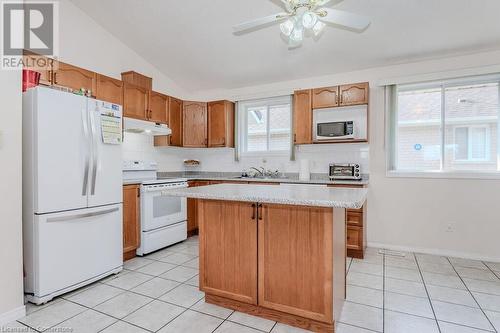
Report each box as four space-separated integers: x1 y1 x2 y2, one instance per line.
4 237 500 333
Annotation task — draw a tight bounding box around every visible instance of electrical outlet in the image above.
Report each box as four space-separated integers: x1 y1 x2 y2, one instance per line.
446 223 455 233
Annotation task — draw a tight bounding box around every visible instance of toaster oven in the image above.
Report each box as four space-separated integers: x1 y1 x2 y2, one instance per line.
329 163 361 180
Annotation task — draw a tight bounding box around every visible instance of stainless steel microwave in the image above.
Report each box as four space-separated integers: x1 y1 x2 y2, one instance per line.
315 121 354 141
329 163 361 180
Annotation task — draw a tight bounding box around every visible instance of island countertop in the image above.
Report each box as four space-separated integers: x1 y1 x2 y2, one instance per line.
163 183 368 209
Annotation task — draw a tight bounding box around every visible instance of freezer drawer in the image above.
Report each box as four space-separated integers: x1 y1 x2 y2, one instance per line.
137 221 187 256
24 204 123 303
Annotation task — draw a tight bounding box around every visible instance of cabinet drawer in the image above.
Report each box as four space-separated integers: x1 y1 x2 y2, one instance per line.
346 211 363 226
347 226 363 250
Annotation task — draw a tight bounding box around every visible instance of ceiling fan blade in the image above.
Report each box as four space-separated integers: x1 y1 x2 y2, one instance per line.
317 8 370 31
313 0 343 7
233 12 290 33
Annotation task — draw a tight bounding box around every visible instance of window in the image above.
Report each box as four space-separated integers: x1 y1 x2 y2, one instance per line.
389 75 500 174
239 96 292 155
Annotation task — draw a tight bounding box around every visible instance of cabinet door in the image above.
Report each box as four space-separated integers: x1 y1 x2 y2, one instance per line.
208 101 234 147
123 185 140 259
346 226 362 250
169 97 183 146
199 200 258 304
312 86 339 109
258 204 333 323
293 90 312 144
149 91 169 124
96 74 123 106
123 82 149 120
183 101 208 147
52 61 97 96
339 82 369 106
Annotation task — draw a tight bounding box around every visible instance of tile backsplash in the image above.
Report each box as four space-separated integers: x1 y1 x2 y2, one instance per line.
122 132 369 174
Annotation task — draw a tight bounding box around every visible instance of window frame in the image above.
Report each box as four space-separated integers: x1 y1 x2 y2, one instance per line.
387 73 500 179
238 95 292 157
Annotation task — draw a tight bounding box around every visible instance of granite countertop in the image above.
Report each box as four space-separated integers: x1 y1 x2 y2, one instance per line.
155 171 369 186
163 183 368 209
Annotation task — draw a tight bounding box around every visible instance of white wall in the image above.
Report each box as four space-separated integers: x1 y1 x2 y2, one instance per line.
123 132 369 174
0 71 24 323
186 49 500 262
56 0 192 99
0 0 195 323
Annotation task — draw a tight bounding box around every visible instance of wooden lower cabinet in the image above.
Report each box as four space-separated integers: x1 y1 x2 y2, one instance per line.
258 204 334 323
187 181 210 236
199 199 343 332
199 200 258 304
123 185 140 260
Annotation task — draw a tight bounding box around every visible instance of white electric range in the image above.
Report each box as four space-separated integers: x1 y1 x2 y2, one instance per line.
123 160 188 255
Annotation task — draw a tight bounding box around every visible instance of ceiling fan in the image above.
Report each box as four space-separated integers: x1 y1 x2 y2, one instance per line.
232 0 371 47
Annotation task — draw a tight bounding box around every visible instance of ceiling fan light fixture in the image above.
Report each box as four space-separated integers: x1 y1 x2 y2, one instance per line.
290 26 304 43
312 20 325 36
302 11 318 29
280 18 294 37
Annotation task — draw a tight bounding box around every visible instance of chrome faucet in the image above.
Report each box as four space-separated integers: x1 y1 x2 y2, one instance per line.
249 167 265 177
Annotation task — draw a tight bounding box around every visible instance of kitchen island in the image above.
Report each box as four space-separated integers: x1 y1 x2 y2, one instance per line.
165 184 368 333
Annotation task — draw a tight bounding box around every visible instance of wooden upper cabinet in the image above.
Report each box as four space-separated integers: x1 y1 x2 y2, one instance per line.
312 86 339 109
22 51 53 86
258 204 333 323
123 185 140 260
121 71 152 90
52 61 97 96
96 74 123 106
168 97 183 146
183 101 208 147
339 82 369 106
123 82 149 120
293 90 312 145
199 199 258 304
149 91 169 124
208 100 235 148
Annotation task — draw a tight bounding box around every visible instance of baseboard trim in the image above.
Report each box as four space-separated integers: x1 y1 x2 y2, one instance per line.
0 305 26 326
367 242 500 263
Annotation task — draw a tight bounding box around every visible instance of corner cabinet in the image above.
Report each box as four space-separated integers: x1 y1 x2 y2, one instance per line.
208 100 235 147
123 185 140 261
293 90 312 144
183 101 208 147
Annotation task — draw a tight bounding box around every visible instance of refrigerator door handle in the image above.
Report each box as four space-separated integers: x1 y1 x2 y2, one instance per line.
89 109 98 195
46 207 120 223
81 108 90 196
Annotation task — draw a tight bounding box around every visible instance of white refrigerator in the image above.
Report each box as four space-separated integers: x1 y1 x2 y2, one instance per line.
23 87 124 304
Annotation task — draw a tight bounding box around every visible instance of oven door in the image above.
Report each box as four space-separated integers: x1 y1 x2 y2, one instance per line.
141 185 187 232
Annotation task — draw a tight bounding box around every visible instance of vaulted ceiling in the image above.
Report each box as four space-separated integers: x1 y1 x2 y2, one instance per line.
69 0 500 92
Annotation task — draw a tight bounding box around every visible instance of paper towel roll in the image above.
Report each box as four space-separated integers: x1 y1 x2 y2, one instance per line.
299 159 310 181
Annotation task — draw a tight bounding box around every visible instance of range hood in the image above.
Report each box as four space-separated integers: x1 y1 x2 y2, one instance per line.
123 117 171 136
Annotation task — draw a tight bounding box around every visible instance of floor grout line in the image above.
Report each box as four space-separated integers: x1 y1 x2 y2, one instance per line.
382 251 386 333
413 252 442 333
18 242 500 333
446 257 498 333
